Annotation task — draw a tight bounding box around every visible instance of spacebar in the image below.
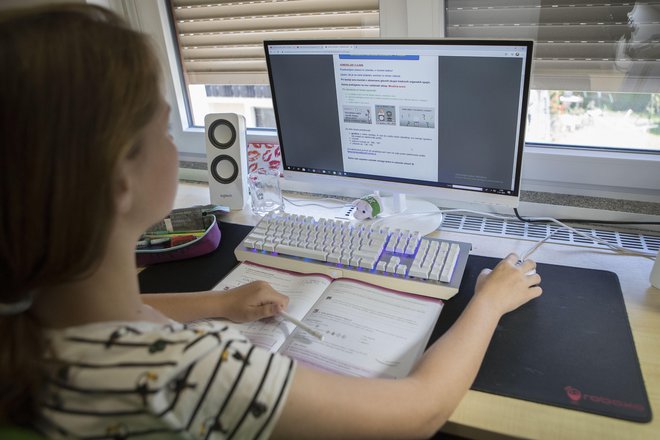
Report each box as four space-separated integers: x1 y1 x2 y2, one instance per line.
275 244 327 261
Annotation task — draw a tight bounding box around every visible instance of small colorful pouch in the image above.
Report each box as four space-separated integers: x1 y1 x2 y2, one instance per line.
135 205 226 267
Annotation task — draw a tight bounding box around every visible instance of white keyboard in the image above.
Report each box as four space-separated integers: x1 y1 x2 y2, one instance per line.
234 212 471 300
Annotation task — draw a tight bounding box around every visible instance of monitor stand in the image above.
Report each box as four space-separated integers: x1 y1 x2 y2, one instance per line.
366 193 443 236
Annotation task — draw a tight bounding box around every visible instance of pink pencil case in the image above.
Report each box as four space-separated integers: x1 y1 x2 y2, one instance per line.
136 211 222 267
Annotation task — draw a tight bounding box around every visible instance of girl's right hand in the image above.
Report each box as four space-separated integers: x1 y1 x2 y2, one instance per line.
473 253 542 317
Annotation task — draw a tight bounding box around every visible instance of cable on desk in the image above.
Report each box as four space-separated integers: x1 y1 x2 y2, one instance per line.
510 209 656 259
519 228 564 261
368 209 442 228
374 208 656 259
283 196 352 209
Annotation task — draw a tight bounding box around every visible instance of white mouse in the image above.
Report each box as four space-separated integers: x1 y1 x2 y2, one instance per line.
516 259 537 276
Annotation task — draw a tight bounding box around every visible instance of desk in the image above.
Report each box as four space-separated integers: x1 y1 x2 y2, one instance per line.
174 182 659 440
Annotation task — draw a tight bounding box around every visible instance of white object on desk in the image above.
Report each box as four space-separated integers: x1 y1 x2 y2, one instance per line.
248 168 283 216
651 248 660 288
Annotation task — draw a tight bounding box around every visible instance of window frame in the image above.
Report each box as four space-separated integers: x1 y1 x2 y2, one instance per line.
120 0 660 205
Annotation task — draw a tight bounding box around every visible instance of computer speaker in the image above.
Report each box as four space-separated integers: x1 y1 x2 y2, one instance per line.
205 113 248 210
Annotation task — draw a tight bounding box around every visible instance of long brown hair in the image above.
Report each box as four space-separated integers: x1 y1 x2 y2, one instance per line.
0 3 162 425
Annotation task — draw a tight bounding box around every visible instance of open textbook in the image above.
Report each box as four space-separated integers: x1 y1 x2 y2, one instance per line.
212 262 443 379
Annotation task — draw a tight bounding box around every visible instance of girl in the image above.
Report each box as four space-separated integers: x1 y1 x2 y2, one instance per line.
0 4 541 439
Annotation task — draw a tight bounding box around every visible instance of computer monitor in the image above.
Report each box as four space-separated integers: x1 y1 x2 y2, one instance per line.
264 39 532 233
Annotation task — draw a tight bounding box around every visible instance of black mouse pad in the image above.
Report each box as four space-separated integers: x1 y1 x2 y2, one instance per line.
429 254 652 423
139 222 651 422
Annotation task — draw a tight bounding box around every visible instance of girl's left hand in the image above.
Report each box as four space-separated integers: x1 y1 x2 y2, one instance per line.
217 281 289 323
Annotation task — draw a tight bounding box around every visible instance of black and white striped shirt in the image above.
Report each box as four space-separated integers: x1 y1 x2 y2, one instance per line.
38 320 295 439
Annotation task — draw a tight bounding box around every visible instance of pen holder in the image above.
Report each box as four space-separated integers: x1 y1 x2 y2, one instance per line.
135 213 221 267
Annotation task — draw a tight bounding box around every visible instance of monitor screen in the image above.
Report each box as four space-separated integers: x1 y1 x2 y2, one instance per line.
264 39 532 213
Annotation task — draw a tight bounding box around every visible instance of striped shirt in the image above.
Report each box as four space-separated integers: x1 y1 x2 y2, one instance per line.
37 320 296 439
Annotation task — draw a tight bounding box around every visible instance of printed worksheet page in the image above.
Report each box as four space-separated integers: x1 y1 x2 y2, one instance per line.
280 279 443 379
212 263 329 351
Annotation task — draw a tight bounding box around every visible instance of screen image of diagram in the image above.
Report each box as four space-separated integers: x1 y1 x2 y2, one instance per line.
375 105 396 125
343 105 372 124
400 107 435 128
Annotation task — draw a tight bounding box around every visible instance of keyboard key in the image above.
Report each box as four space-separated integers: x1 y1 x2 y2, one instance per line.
440 244 460 283
275 244 327 260
409 267 430 279
360 259 376 270
386 256 400 273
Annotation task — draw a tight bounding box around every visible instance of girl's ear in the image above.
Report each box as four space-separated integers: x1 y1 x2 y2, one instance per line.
113 158 135 215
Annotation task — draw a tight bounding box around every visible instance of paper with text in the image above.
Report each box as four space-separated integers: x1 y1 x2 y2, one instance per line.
213 262 443 378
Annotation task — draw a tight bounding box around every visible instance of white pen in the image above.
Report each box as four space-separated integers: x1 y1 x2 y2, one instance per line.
279 311 324 341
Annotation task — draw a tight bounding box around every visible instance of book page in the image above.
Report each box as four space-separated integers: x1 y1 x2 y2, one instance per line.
212 263 329 351
279 279 443 379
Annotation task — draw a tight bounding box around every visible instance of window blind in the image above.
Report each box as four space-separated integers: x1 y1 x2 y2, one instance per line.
170 0 380 85
446 1 660 93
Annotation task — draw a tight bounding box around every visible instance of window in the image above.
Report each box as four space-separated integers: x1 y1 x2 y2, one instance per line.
445 0 660 152
125 0 659 207
168 0 379 127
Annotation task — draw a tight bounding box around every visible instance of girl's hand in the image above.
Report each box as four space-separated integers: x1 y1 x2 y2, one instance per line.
473 253 542 317
217 281 289 323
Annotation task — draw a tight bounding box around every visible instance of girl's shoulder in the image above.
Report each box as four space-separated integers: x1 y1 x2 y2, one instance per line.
44 319 247 363
39 321 296 439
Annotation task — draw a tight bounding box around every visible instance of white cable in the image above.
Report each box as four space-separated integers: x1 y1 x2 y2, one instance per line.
370 207 656 259
519 228 563 261
369 209 444 227
438 209 656 258
513 214 656 259
283 196 352 209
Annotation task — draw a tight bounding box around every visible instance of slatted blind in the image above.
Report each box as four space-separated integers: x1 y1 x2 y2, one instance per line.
446 1 660 92
170 0 380 85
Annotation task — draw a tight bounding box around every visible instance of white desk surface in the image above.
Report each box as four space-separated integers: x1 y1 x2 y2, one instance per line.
174 182 659 440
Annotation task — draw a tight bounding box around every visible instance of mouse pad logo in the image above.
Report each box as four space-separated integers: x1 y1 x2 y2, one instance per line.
564 385 582 403
562 385 646 412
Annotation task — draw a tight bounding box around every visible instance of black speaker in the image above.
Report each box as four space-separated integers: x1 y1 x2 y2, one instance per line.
205 113 248 210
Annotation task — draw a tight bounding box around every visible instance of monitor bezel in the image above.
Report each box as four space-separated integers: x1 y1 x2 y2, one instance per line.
264 38 534 208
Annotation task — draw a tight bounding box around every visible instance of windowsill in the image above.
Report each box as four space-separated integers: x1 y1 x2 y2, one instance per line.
521 190 659 216
178 160 660 233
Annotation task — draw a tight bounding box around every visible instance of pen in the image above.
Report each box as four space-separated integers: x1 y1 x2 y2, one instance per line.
143 231 205 238
136 237 170 249
279 311 324 341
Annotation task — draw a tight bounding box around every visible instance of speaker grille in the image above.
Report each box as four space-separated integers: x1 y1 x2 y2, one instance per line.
207 119 236 149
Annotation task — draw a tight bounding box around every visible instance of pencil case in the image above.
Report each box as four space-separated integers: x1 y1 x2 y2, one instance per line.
135 205 224 267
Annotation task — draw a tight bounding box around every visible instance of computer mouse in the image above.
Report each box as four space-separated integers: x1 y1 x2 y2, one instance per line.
515 258 536 276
